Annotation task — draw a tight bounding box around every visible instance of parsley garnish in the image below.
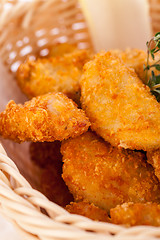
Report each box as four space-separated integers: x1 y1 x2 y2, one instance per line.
144 32 160 101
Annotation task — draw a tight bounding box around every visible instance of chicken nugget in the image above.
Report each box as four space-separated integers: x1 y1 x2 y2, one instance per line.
80 51 160 151
66 201 109 222
61 132 160 212
147 149 160 181
48 43 77 57
0 92 90 142
16 49 92 103
111 48 147 82
30 141 62 168
111 48 160 83
110 202 160 227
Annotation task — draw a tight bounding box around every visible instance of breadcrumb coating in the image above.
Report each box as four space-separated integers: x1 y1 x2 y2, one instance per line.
111 48 147 82
66 201 109 222
61 132 160 212
0 92 90 142
16 49 92 103
110 202 160 227
48 43 77 57
80 51 160 151
111 48 160 83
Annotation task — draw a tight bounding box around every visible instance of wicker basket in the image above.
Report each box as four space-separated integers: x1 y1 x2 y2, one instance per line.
0 1 160 240
149 0 160 35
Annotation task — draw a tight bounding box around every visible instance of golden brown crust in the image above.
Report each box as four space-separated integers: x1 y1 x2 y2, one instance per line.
61 132 160 212
80 51 160 151
66 201 109 222
0 92 90 142
110 202 160 227
111 48 160 83
111 48 147 82
16 49 92 103
48 43 77 57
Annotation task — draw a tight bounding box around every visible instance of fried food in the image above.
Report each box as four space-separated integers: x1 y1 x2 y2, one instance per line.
30 141 62 168
61 132 160 212
66 201 109 222
48 43 77 57
80 51 160 151
41 164 73 207
110 202 160 227
147 149 160 181
0 92 90 142
16 49 92 103
111 48 160 83
111 48 147 82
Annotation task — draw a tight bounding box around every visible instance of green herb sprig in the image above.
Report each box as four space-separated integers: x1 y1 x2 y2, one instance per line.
144 32 160 101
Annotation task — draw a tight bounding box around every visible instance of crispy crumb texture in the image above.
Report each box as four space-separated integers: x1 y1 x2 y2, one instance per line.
62 132 160 212
110 202 160 227
0 92 90 142
66 201 109 222
80 51 160 151
16 49 92 103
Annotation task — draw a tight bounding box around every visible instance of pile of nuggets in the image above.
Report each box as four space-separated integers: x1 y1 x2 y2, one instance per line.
1 43 160 226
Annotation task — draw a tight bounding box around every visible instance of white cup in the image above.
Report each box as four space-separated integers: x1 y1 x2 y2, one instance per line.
79 0 152 51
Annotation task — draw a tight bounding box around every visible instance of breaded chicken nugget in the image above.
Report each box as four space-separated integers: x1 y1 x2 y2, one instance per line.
48 43 77 57
16 49 92 103
41 164 73 207
80 52 160 151
66 201 109 222
111 48 160 83
147 149 160 181
110 202 160 227
61 132 160 212
0 92 90 142
30 141 62 167
111 48 147 82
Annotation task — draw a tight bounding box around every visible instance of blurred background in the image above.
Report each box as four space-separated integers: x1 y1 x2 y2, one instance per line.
0 0 156 54
79 0 151 51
